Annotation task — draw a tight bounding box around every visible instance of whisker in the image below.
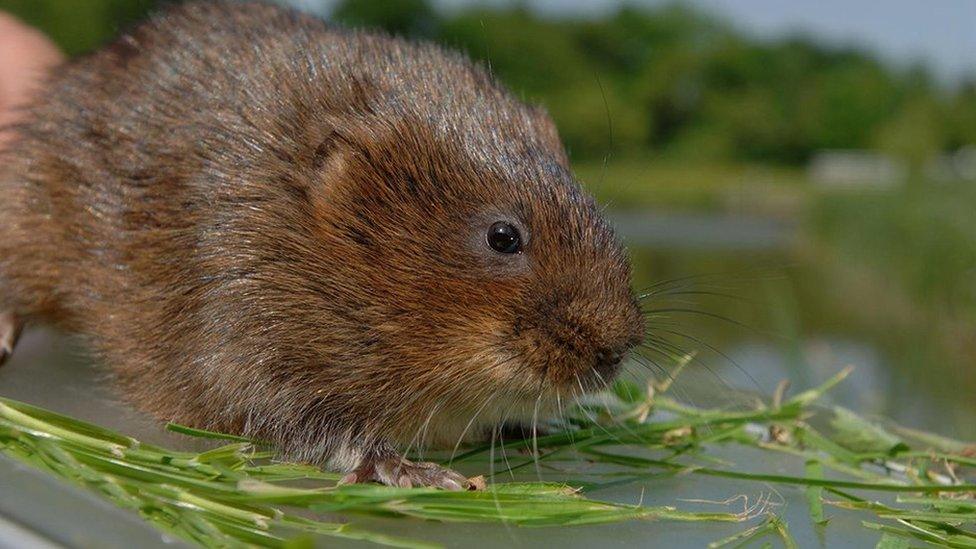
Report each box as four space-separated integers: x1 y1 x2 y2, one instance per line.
495 417 516 481
630 348 700 409
636 272 728 297
642 307 755 332
589 366 644 441
638 267 788 300
448 390 501 465
554 387 576 448
629 349 672 380
646 288 752 303
573 373 625 445
531 392 543 481
446 347 536 463
640 336 695 364
656 328 763 393
403 401 440 462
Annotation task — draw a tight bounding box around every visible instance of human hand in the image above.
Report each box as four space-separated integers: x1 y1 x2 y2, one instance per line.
0 12 62 145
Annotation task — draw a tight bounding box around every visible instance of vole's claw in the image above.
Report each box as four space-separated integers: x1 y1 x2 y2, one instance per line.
343 457 474 491
375 458 471 491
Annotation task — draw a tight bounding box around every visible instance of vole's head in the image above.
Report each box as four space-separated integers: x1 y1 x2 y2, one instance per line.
221 35 644 447
314 115 645 393
287 44 645 426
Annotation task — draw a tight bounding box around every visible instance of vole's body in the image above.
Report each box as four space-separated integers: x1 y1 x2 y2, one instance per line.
0 1 643 487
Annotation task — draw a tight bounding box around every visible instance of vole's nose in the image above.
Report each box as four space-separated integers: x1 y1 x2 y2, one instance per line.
593 347 625 378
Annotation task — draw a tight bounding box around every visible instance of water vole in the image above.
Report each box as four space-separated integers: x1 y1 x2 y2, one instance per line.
0 1 644 489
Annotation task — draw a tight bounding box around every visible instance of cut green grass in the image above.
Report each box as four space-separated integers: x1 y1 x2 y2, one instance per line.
0 362 973 548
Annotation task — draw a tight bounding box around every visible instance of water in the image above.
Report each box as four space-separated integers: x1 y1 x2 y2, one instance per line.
0 208 971 547
615 209 976 441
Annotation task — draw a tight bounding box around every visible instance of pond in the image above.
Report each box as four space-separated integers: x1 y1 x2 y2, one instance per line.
616 208 976 442
0 206 970 548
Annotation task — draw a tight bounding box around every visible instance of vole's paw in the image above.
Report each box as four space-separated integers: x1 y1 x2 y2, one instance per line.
0 312 22 366
340 457 473 491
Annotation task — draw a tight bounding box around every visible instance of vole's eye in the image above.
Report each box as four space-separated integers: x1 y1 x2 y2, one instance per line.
486 221 522 254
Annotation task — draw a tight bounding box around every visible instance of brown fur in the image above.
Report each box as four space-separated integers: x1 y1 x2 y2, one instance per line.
0 1 643 478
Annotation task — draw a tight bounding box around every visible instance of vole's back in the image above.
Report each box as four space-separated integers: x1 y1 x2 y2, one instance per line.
0 2 544 339
0 3 328 391
1 1 524 425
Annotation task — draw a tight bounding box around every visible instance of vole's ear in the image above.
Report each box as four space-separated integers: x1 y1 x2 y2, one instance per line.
269 122 355 205
307 128 349 172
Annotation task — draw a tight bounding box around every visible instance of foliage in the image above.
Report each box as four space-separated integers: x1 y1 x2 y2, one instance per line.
1 365 974 547
811 182 976 323
332 0 438 38
0 0 154 55
332 0 974 165
5 0 973 165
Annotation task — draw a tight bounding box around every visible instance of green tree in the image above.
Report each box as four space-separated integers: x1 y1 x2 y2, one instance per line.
6 0 973 165
0 0 155 55
873 97 947 169
946 81 976 149
332 0 439 38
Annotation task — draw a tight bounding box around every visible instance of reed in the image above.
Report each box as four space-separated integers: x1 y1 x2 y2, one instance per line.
0 364 972 548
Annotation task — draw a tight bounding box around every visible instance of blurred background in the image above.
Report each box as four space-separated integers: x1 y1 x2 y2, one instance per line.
1 0 974 440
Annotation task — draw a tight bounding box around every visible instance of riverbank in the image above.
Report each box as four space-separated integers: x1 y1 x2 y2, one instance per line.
580 158 976 439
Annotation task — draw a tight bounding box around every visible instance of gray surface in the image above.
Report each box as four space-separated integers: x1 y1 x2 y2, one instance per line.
0 510 58 549
0 454 182 549
0 330 189 549
0 329 885 548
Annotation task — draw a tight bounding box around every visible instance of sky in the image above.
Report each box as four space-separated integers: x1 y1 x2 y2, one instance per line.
670 0 976 82
288 0 976 82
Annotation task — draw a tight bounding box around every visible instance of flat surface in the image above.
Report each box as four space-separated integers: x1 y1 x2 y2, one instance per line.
0 453 182 549
0 329 884 548
0 330 186 549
